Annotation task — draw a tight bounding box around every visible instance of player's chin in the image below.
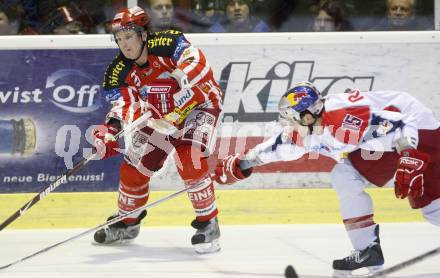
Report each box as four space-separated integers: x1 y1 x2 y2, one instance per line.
123 52 135 59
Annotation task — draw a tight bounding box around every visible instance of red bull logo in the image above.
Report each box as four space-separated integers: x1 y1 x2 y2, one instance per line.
286 91 308 106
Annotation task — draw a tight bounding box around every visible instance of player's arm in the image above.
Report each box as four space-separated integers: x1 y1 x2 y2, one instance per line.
372 109 430 199
215 127 309 185
102 55 140 126
93 56 139 159
169 33 211 90
162 33 212 125
376 92 431 199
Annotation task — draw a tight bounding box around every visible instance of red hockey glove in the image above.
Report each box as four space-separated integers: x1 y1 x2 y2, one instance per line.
214 154 253 185
394 148 430 199
92 124 121 159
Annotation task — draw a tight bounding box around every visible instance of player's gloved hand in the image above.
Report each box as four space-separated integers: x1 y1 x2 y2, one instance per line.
92 124 120 159
394 148 430 199
214 154 253 185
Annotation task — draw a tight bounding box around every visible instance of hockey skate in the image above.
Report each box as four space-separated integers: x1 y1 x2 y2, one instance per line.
93 210 146 244
191 217 221 254
333 226 384 277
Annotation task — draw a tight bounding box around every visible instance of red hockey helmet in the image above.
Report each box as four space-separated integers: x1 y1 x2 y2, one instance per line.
111 6 150 34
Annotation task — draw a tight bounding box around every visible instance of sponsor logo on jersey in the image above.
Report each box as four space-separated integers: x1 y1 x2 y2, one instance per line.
174 89 193 107
173 36 191 61
376 120 393 136
165 101 197 124
148 36 174 49
110 60 126 87
342 114 363 131
220 60 374 122
148 86 172 93
103 88 122 102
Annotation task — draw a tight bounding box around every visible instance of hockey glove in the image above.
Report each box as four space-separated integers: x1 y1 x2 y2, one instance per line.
214 154 253 185
92 124 121 159
394 148 430 199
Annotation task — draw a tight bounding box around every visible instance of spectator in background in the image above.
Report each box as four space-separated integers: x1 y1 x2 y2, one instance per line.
373 0 430 30
146 0 181 31
0 5 20 35
310 0 353 31
95 6 119 34
38 3 93 34
190 0 224 32
209 0 271 32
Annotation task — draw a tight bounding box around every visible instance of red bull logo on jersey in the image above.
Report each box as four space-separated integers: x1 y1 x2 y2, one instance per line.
286 91 308 106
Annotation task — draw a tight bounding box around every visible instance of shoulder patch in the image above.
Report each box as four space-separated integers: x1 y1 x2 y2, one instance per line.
148 30 189 59
102 53 132 90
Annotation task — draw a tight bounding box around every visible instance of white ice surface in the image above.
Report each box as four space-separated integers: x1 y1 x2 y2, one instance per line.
0 223 439 278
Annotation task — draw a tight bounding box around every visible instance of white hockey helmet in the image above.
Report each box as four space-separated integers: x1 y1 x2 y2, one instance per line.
278 81 324 124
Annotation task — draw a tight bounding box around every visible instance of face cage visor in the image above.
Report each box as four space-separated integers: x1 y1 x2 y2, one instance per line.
279 100 323 126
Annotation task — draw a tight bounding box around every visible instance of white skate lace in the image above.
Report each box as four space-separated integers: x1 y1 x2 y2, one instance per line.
345 250 361 263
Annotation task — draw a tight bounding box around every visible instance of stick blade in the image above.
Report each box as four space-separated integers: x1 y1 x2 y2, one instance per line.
0 263 12 271
285 265 299 278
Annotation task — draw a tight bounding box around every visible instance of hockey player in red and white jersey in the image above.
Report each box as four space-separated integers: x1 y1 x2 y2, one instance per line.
92 6 223 254
214 81 440 276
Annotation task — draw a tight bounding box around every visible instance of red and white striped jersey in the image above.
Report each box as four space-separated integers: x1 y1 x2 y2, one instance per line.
102 30 222 126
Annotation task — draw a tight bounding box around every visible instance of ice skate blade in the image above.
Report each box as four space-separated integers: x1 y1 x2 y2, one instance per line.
91 238 136 246
333 265 384 278
193 239 221 254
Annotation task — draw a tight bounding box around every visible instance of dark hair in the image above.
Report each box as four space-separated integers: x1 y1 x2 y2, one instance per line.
320 0 345 23
225 0 253 10
316 0 352 31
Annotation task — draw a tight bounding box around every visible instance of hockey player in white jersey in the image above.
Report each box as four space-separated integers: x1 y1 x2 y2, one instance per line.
214 81 440 277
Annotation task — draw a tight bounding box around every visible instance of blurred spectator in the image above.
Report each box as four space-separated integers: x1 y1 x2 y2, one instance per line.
257 0 297 32
38 2 93 34
309 0 353 31
95 6 120 34
0 5 20 35
373 0 431 30
209 0 271 32
190 0 225 32
145 0 187 32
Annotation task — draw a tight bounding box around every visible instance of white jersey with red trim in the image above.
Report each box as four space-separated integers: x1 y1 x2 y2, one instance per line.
247 90 440 166
323 90 439 151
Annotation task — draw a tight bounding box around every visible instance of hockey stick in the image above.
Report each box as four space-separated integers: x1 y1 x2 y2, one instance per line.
367 245 440 278
0 111 152 231
0 182 197 270
284 245 440 278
